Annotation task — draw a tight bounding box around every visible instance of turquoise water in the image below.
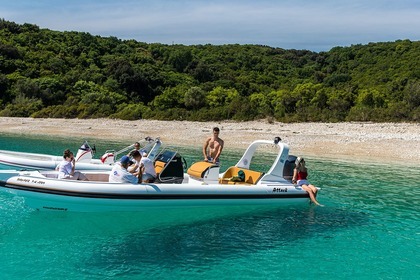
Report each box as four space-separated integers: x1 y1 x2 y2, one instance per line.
0 134 419 279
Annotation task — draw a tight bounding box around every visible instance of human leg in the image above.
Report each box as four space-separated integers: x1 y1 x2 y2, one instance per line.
308 184 318 195
142 173 155 183
73 171 89 181
301 184 322 206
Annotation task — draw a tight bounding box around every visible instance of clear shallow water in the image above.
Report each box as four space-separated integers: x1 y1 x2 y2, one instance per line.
0 134 419 279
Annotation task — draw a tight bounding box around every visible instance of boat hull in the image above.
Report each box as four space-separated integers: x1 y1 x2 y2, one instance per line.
0 171 310 212
0 139 320 212
2 188 309 212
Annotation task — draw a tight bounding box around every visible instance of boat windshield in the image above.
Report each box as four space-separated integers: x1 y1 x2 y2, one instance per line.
247 144 278 174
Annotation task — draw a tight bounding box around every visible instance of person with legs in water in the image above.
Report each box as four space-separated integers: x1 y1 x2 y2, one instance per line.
292 157 323 206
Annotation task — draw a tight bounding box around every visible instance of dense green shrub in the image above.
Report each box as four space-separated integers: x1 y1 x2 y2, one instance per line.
0 19 419 122
110 103 150 120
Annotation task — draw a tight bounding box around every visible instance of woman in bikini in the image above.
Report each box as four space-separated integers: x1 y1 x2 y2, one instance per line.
292 157 323 206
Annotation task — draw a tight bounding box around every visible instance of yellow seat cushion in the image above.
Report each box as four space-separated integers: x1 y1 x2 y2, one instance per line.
220 166 263 185
187 161 217 178
154 160 166 174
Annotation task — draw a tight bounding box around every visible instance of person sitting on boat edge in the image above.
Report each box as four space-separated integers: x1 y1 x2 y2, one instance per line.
203 127 224 165
109 155 141 184
292 157 323 206
56 149 89 181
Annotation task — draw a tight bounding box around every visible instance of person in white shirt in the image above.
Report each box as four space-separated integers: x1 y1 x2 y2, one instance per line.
109 155 140 184
140 152 157 183
127 150 142 174
127 150 156 183
56 149 88 181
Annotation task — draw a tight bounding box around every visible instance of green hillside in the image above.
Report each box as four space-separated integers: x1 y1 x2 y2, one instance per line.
1 19 419 122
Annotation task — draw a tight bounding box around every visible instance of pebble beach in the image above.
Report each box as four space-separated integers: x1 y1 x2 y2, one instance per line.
0 117 419 164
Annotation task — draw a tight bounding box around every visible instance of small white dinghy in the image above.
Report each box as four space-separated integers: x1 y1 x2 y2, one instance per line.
0 138 319 212
0 138 156 171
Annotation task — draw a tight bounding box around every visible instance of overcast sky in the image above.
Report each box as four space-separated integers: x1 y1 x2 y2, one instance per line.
2 0 420 52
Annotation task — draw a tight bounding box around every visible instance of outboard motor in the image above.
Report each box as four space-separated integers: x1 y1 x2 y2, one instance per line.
101 152 115 164
75 141 94 163
283 155 297 182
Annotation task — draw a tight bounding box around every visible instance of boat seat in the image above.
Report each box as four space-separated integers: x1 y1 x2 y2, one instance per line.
154 160 166 175
187 161 218 178
219 166 264 185
85 173 110 182
153 151 184 183
44 173 59 179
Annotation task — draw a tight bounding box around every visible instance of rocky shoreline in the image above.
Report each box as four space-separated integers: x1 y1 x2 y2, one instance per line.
0 117 419 164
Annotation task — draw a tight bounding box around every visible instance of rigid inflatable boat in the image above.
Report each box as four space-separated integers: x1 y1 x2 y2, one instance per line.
0 138 156 171
0 138 318 212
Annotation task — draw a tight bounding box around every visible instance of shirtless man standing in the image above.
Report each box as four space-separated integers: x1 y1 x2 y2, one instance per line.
203 127 224 165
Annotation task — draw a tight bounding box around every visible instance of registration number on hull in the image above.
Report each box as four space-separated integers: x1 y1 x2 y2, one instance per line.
272 187 287 193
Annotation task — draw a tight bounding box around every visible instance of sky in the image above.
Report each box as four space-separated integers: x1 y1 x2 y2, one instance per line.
2 0 420 52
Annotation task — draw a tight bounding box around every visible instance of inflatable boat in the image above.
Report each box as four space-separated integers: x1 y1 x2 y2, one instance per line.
0 138 318 212
0 138 157 171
